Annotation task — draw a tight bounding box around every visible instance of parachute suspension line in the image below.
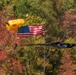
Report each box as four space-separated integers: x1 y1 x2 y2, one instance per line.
43 46 46 74
43 28 46 74
13 30 18 50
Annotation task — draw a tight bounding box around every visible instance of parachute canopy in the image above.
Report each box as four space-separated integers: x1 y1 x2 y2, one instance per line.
6 19 25 30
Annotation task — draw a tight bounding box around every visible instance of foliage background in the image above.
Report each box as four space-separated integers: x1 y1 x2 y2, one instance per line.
0 0 76 75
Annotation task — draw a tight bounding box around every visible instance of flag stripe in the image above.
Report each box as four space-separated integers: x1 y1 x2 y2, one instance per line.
17 25 45 39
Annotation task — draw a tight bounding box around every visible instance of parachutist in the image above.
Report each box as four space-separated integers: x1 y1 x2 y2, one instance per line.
63 43 76 48
51 42 76 48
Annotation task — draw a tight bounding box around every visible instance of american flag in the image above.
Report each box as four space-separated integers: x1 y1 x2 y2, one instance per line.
17 25 45 39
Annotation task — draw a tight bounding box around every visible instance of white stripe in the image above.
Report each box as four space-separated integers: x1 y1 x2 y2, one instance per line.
17 25 45 38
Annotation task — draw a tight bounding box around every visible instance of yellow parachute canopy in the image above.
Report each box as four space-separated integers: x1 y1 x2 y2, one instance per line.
6 19 25 30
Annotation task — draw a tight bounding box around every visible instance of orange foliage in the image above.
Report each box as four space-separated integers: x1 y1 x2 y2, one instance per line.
0 10 25 74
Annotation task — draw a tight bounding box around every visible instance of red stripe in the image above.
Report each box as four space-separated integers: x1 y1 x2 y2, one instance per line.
17 25 45 39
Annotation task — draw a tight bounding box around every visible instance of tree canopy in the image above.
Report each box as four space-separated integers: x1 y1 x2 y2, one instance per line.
0 0 76 75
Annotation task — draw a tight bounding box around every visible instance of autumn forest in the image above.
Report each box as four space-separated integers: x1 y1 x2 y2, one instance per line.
0 0 76 75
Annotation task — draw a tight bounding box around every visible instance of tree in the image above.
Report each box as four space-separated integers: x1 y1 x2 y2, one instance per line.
60 11 76 42
0 10 25 75
59 49 75 75
0 0 76 75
